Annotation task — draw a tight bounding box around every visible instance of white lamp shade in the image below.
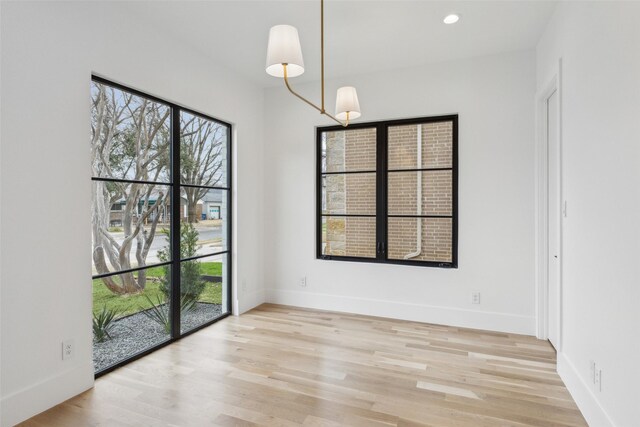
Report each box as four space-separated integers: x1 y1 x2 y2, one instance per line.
335 86 361 120
266 25 305 78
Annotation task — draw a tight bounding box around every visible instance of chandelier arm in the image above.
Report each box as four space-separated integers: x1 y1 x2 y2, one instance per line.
283 64 347 127
283 66 322 114
323 110 348 127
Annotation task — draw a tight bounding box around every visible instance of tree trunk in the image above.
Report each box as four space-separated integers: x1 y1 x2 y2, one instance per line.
187 202 198 223
183 187 198 223
91 84 170 296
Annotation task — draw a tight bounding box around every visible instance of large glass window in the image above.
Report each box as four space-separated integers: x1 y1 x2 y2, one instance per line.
91 77 231 375
178 111 229 334
317 116 457 268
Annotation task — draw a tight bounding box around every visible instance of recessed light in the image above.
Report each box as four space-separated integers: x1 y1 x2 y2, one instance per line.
443 14 460 24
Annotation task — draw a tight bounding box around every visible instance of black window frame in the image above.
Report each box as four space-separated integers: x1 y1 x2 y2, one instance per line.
91 75 233 377
316 114 458 268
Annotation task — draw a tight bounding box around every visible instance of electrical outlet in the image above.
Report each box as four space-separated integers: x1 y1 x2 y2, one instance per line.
300 276 307 287
62 340 74 361
595 368 602 391
471 292 480 304
590 360 596 383
242 279 247 292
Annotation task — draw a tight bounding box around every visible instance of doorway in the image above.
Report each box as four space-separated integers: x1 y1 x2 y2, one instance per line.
546 88 561 350
536 67 563 350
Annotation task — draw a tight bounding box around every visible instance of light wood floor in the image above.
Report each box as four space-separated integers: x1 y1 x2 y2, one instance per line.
21 304 586 427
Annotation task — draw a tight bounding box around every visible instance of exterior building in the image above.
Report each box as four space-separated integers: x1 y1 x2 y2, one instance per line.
109 189 223 226
202 189 223 220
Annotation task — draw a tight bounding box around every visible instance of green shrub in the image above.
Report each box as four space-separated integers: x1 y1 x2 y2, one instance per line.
157 223 206 301
93 305 120 342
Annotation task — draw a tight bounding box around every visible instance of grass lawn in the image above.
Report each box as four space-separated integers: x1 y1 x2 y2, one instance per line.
93 262 223 317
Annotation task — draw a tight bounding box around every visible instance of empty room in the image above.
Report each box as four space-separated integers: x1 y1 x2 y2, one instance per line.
0 0 638 425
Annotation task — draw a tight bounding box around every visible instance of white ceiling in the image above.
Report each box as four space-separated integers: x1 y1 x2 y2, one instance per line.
127 1 557 88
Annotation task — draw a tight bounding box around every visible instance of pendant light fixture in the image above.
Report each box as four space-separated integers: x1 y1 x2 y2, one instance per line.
265 0 361 127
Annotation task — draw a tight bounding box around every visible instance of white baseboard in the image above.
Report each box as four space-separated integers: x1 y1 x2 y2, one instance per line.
1 362 94 426
557 352 615 427
266 289 535 335
237 288 266 315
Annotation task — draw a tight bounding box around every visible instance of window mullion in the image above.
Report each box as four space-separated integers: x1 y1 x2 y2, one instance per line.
452 116 459 267
170 107 181 339
226 125 233 313
376 123 388 261
316 127 323 259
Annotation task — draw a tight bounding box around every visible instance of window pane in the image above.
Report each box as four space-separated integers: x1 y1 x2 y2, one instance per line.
91 81 170 183
322 172 376 215
180 111 228 187
92 265 172 373
387 217 452 262
322 216 376 258
321 127 376 172
180 253 229 334
91 181 171 276
388 121 453 170
179 188 227 257
388 170 452 216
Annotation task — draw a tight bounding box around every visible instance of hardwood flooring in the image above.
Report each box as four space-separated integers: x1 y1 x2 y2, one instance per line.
20 304 586 426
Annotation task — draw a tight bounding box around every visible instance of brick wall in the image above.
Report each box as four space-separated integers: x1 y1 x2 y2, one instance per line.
324 129 377 257
387 217 452 262
324 173 375 215
388 170 452 216
323 121 453 262
388 122 452 169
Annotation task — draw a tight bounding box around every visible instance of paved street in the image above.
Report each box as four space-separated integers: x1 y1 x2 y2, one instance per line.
113 226 222 254
93 222 226 274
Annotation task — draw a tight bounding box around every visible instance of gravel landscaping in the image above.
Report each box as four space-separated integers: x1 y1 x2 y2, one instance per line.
93 302 223 372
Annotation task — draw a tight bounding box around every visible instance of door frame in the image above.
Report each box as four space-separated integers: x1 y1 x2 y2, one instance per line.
535 59 563 349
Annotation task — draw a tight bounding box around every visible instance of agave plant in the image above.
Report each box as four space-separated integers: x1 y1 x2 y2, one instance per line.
141 294 171 333
180 293 198 313
93 305 120 343
140 294 198 333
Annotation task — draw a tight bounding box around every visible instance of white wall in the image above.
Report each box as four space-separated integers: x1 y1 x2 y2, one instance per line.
263 51 537 335
0 1 3 423
0 2 265 425
537 3 640 426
